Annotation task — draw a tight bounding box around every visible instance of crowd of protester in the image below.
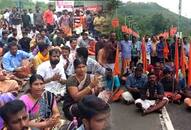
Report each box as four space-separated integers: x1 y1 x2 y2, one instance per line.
0 3 191 130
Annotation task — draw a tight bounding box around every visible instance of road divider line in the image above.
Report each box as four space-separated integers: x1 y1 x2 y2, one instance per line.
159 107 174 130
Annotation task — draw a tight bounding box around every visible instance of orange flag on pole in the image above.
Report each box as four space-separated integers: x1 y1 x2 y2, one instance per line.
170 27 177 37
113 45 120 75
127 28 133 34
141 39 147 72
163 39 169 60
121 25 128 33
111 18 119 28
174 39 179 81
188 41 191 87
180 41 187 78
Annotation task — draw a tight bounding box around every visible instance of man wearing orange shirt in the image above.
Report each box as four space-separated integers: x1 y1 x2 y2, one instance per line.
43 4 55 33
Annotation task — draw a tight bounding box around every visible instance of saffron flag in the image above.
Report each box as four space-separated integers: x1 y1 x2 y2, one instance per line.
170 27 177 37
121 25 128 33
188 41 191 87
163 39 169 59
174 39 179 81
141 39 147 72
111 18 119 28
180 41 187 78
113 45 120 75
127 28 133 34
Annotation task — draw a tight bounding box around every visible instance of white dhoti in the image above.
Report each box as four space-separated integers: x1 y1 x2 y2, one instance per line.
135 99 156 110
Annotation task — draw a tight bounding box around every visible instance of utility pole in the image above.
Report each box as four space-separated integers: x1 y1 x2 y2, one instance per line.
178 0 182 38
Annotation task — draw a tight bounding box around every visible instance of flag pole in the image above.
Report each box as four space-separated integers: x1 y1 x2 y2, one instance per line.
164 38 166 64
125 16 127 26
182 41 187 89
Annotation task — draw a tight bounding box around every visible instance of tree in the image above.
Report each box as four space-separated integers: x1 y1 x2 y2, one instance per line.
106 0 121 15
149 13 170 34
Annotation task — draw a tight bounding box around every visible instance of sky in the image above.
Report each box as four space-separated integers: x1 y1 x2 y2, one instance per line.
121 0 191 18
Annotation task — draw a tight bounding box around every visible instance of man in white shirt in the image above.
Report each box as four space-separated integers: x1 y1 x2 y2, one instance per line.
37 47 67 96
60 46 73 78
3 9 10 23
28 9 34 26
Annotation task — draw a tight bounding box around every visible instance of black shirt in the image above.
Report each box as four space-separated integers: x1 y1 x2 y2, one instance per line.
160 77 178 92
22 14 31 28
141 82 164 100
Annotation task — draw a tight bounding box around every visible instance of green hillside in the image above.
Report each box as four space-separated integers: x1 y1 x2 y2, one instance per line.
116 1 191 36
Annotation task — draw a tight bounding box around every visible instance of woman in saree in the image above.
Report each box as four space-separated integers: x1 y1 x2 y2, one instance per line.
20 74 61 130
62 58 100 121
59 10 72 37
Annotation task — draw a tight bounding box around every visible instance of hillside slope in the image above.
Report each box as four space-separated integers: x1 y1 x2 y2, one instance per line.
117 1 191 36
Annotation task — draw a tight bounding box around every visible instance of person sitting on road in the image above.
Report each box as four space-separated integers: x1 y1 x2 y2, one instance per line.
32 42 49 72
160 68 182 103
77 95 111 130
0 69 20 93
39 29 52 45
60 45 73 78
77 31 94 48
62 58 100 121
2 41 33 79
20 74 62 130
30 33 44 55
52 30 65 47
36 47 67 96
122 63 148 104
0 92 17 130
135 72 168 115
183 87 191 109
0 100 31 130
98 68 122 103
65 37 78 61
76 47 106 76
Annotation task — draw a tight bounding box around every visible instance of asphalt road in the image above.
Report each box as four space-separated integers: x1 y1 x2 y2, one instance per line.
111 102 162 130
166 103 191 130
110 102 191 130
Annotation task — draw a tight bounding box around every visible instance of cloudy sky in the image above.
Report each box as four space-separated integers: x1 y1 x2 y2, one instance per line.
121 0 191 18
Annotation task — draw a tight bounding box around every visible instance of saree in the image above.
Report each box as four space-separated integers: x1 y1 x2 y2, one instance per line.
20 91 57 130
60 15 72 37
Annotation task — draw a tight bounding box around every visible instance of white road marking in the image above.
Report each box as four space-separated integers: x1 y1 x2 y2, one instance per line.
159 107 175 130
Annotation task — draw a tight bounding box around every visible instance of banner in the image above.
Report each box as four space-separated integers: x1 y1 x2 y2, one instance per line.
56 1 102 12
56 1 74 12
84 5 102 12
